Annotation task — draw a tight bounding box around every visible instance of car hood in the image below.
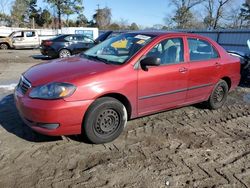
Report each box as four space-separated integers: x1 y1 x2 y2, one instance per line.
0 36 8 41
24 56 117 86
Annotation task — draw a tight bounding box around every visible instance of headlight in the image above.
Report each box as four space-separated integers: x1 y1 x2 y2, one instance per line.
29 83 76 99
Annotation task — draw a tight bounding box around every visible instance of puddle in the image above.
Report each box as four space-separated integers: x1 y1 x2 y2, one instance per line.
243 93 250 103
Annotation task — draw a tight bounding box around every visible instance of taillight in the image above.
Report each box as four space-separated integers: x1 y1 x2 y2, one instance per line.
43 40 53 46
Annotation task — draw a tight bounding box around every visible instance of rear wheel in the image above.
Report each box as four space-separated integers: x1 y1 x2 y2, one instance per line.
0 43 8 50
59 49 71 58
207 80 228 109
83 97 127 144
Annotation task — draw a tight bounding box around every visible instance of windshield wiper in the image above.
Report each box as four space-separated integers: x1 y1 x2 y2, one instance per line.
83 54 113 64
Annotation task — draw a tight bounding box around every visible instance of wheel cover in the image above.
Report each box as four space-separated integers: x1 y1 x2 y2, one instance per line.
213 85 225 102
94 109 120 137
60 50 70 58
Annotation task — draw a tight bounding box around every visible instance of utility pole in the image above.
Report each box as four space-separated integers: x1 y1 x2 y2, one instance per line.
32 17 35 29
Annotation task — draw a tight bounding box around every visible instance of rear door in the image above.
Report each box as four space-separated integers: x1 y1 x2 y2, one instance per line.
138 37 189 116
186 37 221 103
64 35 78 54
76 35 95 52
24 31 39 47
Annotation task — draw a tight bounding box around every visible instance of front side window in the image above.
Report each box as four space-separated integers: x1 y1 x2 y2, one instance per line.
146 38 184 65
83 33 155 64
188 38 219 61
12 32 23 38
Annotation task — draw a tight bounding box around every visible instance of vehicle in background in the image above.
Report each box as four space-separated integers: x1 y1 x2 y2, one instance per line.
0 30 53 50
227 39 250 84
15 32 240 144
40 31 113 58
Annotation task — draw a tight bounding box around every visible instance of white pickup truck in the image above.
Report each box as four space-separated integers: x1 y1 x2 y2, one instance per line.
0 30 54 49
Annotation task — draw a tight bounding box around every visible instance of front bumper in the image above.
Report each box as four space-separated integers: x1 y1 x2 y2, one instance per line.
14 89 93 136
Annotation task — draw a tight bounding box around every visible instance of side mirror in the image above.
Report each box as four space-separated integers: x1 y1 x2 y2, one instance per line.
140 56 161 71
247 39 250 51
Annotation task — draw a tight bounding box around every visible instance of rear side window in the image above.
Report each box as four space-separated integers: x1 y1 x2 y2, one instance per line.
65 35 77 42
26 31 36 37
77 36 94 43
188 38 219 61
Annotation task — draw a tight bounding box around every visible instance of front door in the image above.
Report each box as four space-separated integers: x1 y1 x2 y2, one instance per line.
138 37 189 116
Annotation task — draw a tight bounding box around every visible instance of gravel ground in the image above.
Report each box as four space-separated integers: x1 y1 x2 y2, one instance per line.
0 50 250 188
0 49 43 85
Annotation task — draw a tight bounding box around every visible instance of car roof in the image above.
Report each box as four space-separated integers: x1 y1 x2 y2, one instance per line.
128 30 178 36
127 30 206 38
58 34 91 37
14 30 36 32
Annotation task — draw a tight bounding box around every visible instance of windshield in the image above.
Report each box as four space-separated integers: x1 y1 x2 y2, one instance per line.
82 33 155 64
8 31 16 37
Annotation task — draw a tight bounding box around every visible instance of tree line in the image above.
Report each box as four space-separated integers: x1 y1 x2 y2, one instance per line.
0 0 249 30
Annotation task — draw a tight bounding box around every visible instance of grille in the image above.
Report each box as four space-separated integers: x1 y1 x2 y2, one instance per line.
18 76 32 94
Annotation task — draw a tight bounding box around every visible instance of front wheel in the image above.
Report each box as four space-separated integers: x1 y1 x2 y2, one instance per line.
0 43 8 50
83 97 127 144
207 80 229 109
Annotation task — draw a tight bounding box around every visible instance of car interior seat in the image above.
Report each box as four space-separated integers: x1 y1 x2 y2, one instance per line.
161 45 178 64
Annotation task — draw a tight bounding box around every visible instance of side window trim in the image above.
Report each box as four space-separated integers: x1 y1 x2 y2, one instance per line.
187 37 220 62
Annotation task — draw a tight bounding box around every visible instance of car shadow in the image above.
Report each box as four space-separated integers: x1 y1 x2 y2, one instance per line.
0 94 62 142
31 54 55 60
239 81 250 88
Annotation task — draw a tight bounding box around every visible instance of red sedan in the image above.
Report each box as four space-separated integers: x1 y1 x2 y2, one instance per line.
14 32 240 144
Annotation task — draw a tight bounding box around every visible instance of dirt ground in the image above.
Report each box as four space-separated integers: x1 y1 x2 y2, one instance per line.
0 50 250 188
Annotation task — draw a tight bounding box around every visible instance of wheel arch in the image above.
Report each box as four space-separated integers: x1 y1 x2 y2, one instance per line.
96 93 132 120
82 92 132 124
221 76 231 90
0 42 10 49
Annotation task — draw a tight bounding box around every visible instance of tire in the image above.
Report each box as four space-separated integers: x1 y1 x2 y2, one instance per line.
207 80 229 109
59 49 71 58
83 97 127 144
0 43 8 50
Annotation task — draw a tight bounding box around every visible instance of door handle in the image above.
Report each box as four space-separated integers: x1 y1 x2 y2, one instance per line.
179 67 188 73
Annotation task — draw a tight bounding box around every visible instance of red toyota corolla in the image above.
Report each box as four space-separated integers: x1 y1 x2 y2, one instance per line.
14 32 240 144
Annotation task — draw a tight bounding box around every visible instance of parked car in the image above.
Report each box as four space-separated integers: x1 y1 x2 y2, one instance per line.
15 31 240 144
0 30 43 49
227 39 250 84
40 31 113 58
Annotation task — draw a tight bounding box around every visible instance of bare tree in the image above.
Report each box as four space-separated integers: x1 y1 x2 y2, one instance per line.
172 0 205 10
239 0 250 28
170 0 205 29
203 0 233 29
225 6 244 28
